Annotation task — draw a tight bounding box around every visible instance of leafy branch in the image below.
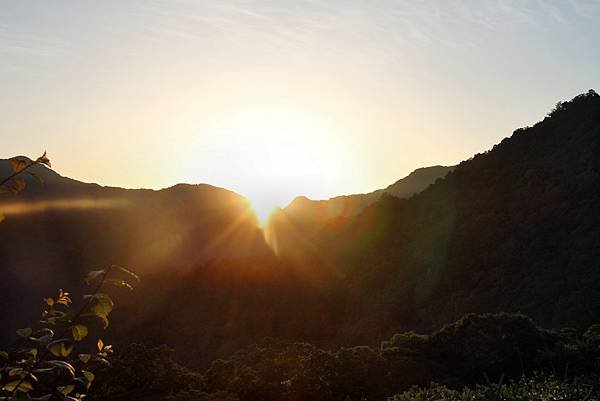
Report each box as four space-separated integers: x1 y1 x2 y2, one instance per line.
0 152 51 223
0 265 139 401
0 153 140 400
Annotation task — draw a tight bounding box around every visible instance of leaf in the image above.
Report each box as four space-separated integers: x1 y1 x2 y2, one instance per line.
83 293 113 329
46 360 75 377
82 370 94 382
36 151 51 168
16 328 32 338
78 354 91 364
57 385 74 396
0 350 8 359
12 178 25 192
11 159 28 174
70 325 88 342
12 392 34 401
43 298 54 307
31 395 52 401
39 310 73 326
82 370 94 389
32 367 55 375
97 339 104 352
56 289 71 306
27 172 43 184
28 348 38 357
0 186 17 194
106 279 133 290
9 368 25 377
112 265 140 282
47 340 73 358
96 314 109 329
84 270 105 285
31 334 53 345
33 328 54 337
2 380 33 392
95 356 110 366
11 159 20 173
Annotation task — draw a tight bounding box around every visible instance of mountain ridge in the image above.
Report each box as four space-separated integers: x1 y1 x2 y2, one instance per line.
1 90 599 369
113 90 600 367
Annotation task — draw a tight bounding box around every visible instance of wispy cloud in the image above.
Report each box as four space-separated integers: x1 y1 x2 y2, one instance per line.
134 0 600 58
0 23 66 57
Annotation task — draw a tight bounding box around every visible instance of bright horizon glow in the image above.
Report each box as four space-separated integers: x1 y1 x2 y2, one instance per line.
185 107 350 225
1 1 599 207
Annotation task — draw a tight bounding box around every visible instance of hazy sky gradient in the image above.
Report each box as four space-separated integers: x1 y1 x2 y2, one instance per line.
1 1 599 206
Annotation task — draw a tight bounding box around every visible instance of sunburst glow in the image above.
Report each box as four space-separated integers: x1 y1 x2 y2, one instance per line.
186 107 350 227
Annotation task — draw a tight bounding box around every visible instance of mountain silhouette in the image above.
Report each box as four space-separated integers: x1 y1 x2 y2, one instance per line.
1 90 599 369
112 90 600 367
0 152 447 348
284 165 454 220
294 89 600 340
265 165 453 257
0 164 269 342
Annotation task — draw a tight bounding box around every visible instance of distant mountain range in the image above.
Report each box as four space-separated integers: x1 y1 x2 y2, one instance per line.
114 90 600 368
276 165 452 230
0 163 267 342
297 89 600 338
1 90 599 369
0 156 449 279
266 165 453 256
0 148 447 345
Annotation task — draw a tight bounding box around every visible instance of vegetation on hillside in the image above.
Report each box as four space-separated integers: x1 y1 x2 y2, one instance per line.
89 313 600 401
101 91 600 370
304 89 600 337
3 91 600 400
0 158 139 401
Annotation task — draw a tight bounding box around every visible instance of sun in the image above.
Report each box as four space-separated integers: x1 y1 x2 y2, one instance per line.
192 107 346 227
247 193 284 228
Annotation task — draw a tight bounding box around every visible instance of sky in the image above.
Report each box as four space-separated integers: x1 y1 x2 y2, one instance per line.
1 0 600 214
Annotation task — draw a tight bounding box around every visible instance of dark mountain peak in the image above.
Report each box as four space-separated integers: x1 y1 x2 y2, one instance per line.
411 165 452 173
266 165 455 264
161 182 238 196
9 155 33 162
547 89 599 116
287 195 316 208
379 165 454 198
305 89 600 334
291 195 311 203
0 158 254 206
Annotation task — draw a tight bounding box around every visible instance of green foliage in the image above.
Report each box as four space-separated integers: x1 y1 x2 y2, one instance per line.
299 89 600 339
89 344 203 401
0 152 139 400
195 314 600 401
0 266 138 401
79 313 600 401
389 374 598 401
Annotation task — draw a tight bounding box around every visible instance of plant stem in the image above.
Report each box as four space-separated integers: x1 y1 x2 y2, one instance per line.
0 160 38 188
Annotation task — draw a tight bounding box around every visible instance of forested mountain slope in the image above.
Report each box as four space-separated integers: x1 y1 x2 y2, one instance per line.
2 91 599 371
278 165 453 224
112 91 600 368
0 165 268 342
305 90 600 339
